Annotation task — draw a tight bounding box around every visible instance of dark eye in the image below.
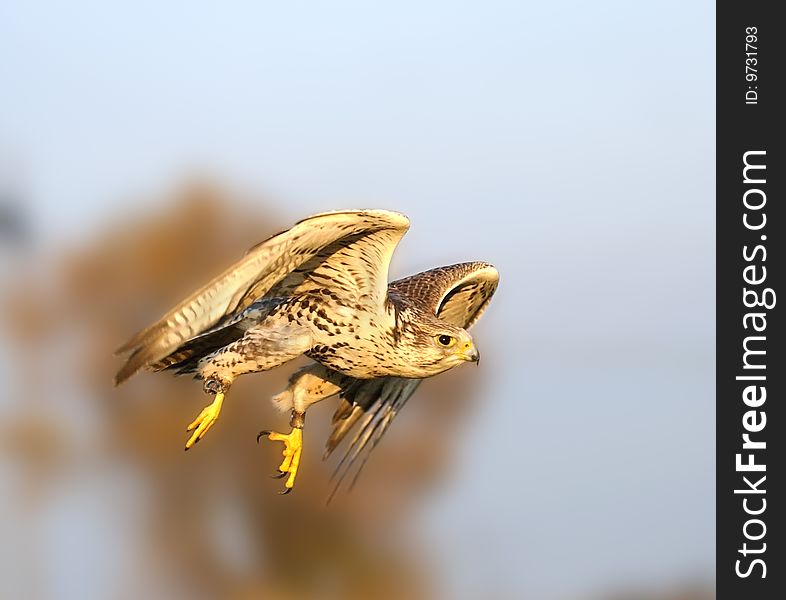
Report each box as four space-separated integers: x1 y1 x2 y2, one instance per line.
437 334 454 347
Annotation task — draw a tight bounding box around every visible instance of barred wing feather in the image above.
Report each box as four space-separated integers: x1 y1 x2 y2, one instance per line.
114 210 409 385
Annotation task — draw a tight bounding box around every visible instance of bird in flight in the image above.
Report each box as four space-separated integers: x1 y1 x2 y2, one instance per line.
114 209 498 496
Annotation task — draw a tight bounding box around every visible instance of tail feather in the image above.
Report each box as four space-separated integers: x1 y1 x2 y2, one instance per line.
113 343 162 386
114 321 245 385
114 322 164 356
150 325 245 372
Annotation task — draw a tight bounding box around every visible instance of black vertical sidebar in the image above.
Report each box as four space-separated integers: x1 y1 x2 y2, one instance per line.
717 2 784 599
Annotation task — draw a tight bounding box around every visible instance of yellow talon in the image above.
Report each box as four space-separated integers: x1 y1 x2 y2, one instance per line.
185 392 224 450
266 428 303 491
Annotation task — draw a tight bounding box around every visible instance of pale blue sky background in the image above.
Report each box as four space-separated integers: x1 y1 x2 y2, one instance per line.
1 1 715 598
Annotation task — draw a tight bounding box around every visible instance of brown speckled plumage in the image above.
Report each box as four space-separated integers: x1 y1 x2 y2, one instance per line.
114 209 498 494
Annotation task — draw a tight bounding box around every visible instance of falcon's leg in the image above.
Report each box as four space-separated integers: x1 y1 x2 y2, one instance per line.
185 377 231 450
185 325 312 451
260 364 346 492
259 410 306 493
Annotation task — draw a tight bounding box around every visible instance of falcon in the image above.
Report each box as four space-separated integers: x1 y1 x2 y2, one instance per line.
114 210 499 495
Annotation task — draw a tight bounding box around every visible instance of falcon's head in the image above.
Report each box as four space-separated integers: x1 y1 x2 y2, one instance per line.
401 316 479 378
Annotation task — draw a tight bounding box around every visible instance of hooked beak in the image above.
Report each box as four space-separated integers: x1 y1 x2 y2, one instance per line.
458 341 480 364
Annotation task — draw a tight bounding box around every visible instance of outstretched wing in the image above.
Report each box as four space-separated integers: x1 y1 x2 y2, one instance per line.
388 261 499 329
114 210 409 385
324 261 499 499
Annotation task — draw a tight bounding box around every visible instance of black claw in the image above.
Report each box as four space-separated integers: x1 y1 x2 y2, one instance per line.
257 430 270 444
270 470 287 479
278 487 293 495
